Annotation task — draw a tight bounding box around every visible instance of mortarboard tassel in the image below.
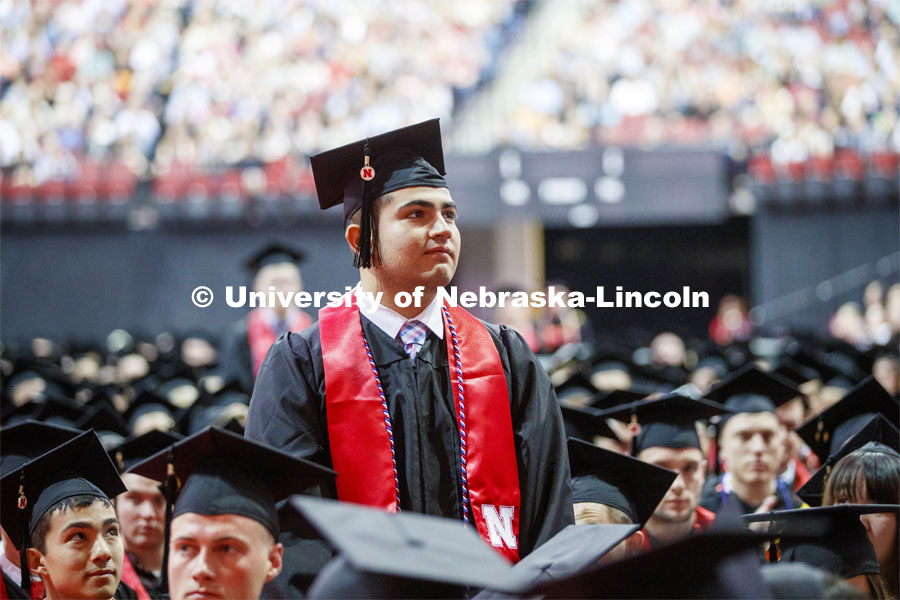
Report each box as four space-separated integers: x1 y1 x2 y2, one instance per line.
765 539 781 563
18 472 31 593
159 449 179 594
355 140 378 269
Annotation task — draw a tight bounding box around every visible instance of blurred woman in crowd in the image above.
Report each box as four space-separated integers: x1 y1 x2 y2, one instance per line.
823 443 900 599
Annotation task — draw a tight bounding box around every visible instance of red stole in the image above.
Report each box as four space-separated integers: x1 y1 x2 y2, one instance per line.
319 294 521 562
247 308 313 377
119 554 151 600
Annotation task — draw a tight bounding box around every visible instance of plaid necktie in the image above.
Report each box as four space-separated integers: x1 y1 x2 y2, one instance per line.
397 320 428 363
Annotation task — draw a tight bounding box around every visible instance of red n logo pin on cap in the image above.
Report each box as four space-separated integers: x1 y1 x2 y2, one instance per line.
360 154 375 181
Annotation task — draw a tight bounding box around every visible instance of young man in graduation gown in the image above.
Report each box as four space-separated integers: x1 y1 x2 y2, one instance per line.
219 244 313 394
0 421 83 600
245 120 573 571
700 394 805 514
128 427 335 600
0 430 137 600
595 393 724 549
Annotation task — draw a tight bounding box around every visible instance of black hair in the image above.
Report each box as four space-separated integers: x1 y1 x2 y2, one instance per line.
30 495 114 554
823 446 900 599
823 446 900 506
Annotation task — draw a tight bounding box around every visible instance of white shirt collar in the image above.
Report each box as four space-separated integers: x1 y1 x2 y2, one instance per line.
355 287 444 340
0 551 21 582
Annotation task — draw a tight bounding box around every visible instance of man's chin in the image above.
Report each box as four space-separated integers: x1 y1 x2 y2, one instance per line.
656 510 693 524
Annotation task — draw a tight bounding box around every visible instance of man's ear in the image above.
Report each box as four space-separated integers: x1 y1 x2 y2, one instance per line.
266 543 284 583
26 547 47 577
624 530 644 557
345 223 360 254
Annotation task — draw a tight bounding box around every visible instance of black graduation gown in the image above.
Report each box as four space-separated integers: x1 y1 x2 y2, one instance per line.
699 474 804 514
219 318 254 394
114 581 138 600
246 313 573 596
1 571 28 600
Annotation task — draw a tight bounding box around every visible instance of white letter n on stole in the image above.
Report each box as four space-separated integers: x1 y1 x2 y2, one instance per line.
482 505 517 549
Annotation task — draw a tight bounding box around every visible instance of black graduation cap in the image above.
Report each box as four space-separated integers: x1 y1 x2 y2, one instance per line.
692 354 729 377
759 563 841 600
568 438 677 527
771 358 822 386
75 399 130 438
243 242 306 273
588 357 632 391
129 426 335 539
124 388 178 432
706 364 802 407
33 393 84 428
796 376 899 461
554 372 598 406
0 400 41 427
309 119 447 269
107 429 184 473
742 504 899 579
291 496 521 599
532 527 773 599
0 420 81 474
4 361 74 400
0 430 126 591
479 523 639 596
158 377 200 410
717 393 777 431
797 417 900 506
820 347 870 383
560 404 620 443
588 388 650 411
784 342 838 382
596 392 729 455
220 416 245 436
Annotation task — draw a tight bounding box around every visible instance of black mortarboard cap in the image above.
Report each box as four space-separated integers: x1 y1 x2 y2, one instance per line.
480 523 639 596
0 429 125 536
693 354 729 376
5 361 74 399
220 416 245 436
771 359 822 387
743 504 898 579
721 392 776 415
796 376 899 461
588 388 650 411
33 393 84 428
561 404 619 442
568 438 677 527
107 429 183 473
555 372 598 407
125 388 178 431
596 392 729 454
533 527 773 599
310 119 447 269
292 496 521 598
243 242 305 273
707 364 801 407
75 400 130 438
129 427 335 538
0 400 40 427
0 420 81 474
821 348 869 383
797 418 900 506
783 343 837 381
0 430 125 591
759 563 837 600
